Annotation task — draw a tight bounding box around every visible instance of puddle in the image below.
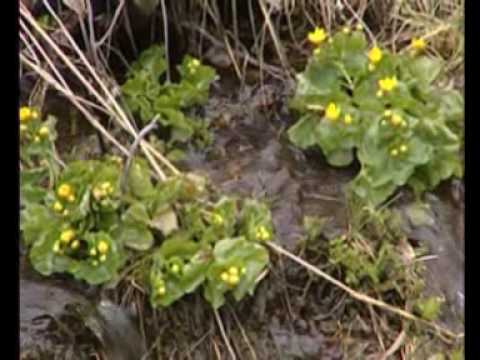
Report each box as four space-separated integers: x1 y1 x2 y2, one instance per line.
20 258 145 359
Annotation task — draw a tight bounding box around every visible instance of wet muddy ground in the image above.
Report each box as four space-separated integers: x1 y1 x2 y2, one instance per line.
20 75 464 358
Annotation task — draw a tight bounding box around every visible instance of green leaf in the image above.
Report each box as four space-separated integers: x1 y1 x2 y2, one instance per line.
406 56 442 85
287 114 318 149
127 158 155 199
21 204 60 246
149 206 179 236
115 222 154 251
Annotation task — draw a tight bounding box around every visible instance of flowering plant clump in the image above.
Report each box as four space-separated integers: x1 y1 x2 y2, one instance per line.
288 26 463 205
121 45 217 154
20 107 60 207
21 136 273 306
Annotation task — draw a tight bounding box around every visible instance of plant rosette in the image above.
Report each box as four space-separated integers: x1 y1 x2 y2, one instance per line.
150 237 212 307
121 46 217 150
29 228 125 285
288 27 463 205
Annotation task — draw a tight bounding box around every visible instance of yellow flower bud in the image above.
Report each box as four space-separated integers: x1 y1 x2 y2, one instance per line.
368 63 375 72
368 46 383 64
20 124 28 132
171 264 180 274
313 48 321 56
53 241 60 253
410 37 426 51
220 272 229 283
62 209 70 217
92 260 99 267
90 248 97 257
376 90 383 98
33 136 41 143
31 110 39 120
60 229 75 244
67 194 76 203
342 26 351 34
157 286 166 296
390 148 399 157
228 267 239 276
344 114 353 125
19 107 32 123
325 102 341 121
97 240 109 255
228 274 240 285
378 76 398 92
211 213 224 226
400 144 408 153
99 254 107 263
307 27 327 45
241 267 246 275
57 183 73 199
383 110 392 117
355 24 363 31
391 114 402 126
38 126 49 137
53 201 63 212
71 240 80 250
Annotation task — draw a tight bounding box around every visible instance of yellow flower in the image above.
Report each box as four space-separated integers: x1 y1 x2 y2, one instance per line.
71 240 80 250
368 46 383 64
19 107 32 123
31 110 39 120
89 248 97 257
390 148 399 157
383 110 392 117
67 194 76 203
325 102 341 121
57 183 73 199
378 76 398 92
60 229 75 244
33 136 41 143
342 26 351 34
97 240 109 255
308 27 327 46
38 126 49 137
355 24 363 31
400 144 408 153
410 37 426 51
344 114 353 125
99 254 107 263
191 59 200 67
53 201 63 212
